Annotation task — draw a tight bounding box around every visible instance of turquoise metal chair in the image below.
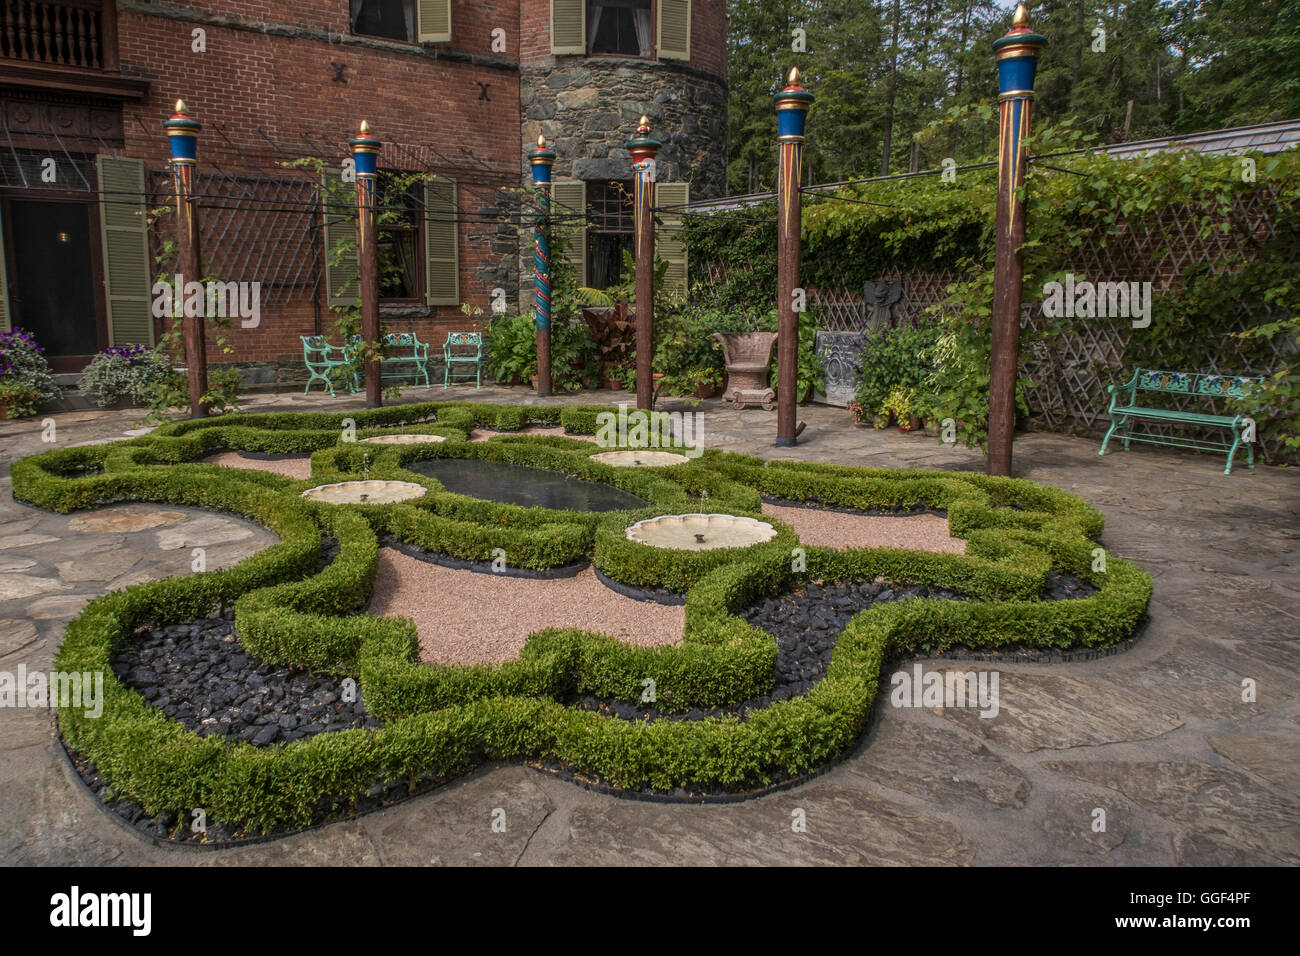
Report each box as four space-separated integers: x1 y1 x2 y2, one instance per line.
301 335 354 396
385 332 431 388
443 332 483 388
345 332 430 388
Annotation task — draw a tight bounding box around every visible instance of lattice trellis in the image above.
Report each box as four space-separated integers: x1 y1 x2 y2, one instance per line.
810 269 968 332
147 168 323 306
1020 185 1295 462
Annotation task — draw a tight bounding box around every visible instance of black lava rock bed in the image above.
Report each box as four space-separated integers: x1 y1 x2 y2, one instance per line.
64 544 1100 838
574 571 1097 725
761 494 943 517
109 609 378 747
574 578 969 725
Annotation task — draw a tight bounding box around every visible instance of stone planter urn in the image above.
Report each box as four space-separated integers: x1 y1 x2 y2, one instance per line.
711 332 778 407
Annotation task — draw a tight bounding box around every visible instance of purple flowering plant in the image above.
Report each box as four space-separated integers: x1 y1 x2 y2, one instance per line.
0 326 60 403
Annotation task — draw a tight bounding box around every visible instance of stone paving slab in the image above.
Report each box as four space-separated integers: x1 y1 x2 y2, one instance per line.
0 390 1297 866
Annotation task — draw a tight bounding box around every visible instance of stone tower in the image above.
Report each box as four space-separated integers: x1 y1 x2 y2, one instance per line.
518 0 727 290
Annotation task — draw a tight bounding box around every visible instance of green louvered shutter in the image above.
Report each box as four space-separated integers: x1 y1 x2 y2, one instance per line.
550 179 586 287
321 169 359 308
424 177 459 306
655 181 688 301
0 204 9 333
551 0 585 54
657 0 690 60
97 155 154 346
416 0 452 43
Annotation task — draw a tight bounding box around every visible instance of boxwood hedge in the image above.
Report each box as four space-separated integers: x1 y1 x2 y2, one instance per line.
10 401 1152 836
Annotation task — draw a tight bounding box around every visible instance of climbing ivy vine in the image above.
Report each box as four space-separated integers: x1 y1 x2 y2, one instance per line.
685 124 1300 453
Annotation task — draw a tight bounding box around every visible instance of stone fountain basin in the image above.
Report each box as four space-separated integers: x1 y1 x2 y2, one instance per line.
360 434 447 445
625 513 777 550
301 480 427 505
589 450 690 468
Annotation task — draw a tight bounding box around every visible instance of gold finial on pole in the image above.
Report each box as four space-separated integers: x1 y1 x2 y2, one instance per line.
787 66 801 85
1012 4 1029 28
639 114 649 126
175 99 187 114
538 134 546 147
360 120 370 134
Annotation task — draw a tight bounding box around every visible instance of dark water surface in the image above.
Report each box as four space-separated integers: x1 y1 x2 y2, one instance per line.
406 458 647 512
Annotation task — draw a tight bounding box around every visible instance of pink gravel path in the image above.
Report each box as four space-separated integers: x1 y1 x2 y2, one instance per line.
201 451 313 480
368 548 683 666
469 425 597 443
760 501 966 554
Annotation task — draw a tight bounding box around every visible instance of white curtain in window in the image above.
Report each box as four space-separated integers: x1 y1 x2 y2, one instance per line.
402 0 415 40
633 6 651 57
587 4 604 51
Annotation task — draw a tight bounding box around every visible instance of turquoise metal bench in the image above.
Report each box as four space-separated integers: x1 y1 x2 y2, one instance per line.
443 332 483 389
346 332 431 388
1099 369 1263 475
301 335 356 396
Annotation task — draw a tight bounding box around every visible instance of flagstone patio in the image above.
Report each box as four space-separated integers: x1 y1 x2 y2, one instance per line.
1 384 1296 865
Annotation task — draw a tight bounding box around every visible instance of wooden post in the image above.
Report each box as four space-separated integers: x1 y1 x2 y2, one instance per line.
627 116 661 411
528 135 556 397
774 68 813 446
349 121 383 408
987 5 1046 476
163 100 207 418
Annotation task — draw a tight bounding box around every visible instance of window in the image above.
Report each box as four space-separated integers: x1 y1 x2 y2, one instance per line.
322 170 459 309
377 176 421 301
586 179 634 289
351 0 416 43
587 0 652 57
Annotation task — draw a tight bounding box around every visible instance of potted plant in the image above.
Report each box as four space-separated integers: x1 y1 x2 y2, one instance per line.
77 345 174 408
0 327 60 415
883 386 922 431
0 380 40 420
693 367 723 399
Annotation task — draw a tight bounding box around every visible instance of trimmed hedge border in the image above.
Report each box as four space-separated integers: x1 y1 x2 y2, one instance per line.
11 401 1153 836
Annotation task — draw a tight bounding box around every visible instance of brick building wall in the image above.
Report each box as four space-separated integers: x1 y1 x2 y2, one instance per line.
0 0 727 372
115 1 524 367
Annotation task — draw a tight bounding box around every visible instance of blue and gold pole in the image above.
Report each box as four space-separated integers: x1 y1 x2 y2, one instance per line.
528 135 556 397
774 68 813 446
163 99 208 418
349 121 383 408
987 4 1046 476
628 116 660 410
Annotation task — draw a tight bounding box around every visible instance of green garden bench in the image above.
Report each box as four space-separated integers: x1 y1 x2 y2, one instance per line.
301 335 356 396
1099 369 1263 475
346 332 431 388
443 332 483 388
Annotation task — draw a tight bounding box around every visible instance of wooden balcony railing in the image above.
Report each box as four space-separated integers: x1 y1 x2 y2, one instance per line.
1 0 113 71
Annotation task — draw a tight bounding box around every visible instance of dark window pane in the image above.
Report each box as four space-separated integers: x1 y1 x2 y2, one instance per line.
377 174 421 299
588 0 651 56
588 232 634 290
588 179 634 231
352 0 415 43
378 228 418 298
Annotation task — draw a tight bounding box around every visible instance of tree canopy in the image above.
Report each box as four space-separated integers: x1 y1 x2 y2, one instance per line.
727 0 1300 194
